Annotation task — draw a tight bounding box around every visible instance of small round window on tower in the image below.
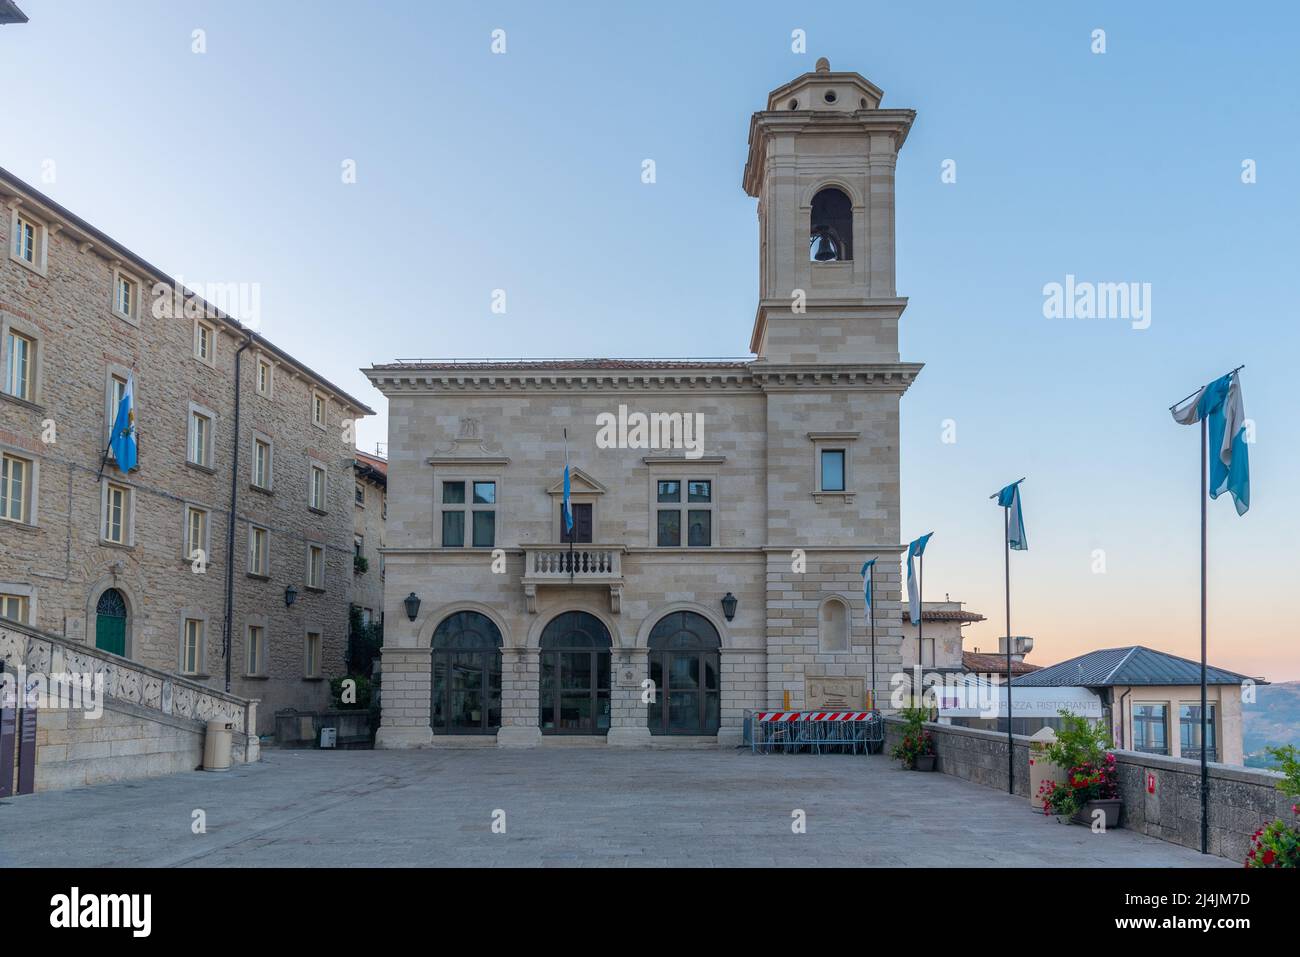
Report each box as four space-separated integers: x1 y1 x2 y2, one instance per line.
823 90 837 104
788 98 799 110
859 97 868 108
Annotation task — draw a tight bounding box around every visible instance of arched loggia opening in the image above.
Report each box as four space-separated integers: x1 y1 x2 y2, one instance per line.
539 611 611 735
431 611 503 734
647 611 721 735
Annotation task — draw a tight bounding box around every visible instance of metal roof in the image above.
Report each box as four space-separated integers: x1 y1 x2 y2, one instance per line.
1011 646 1257 688
0 1 27 25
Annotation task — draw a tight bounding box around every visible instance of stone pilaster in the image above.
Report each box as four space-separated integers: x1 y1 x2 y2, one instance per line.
496 647 541 747
374 646 432 749
607 647 650 746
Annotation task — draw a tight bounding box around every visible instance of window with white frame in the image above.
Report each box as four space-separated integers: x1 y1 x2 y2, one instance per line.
10 209 46 273
304 631 322 678
181 618 204 675
440 479 496 547
309 463 327 511
252 436 272 490
248 524 270 576
103 482 131 545
655 478 714 547
256 357 273 397
307 544 325 590
246 624 265 675
112 268 140 323
1 451 32 524
194 319 215 364
311 391 326 430
184 505 208 565
1 592 30 623
3 328 35 402
187 407 214 468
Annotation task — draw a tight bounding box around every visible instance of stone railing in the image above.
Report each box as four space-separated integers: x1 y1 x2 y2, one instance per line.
884 717 1291 862
0 620 257 739
521 545 625 613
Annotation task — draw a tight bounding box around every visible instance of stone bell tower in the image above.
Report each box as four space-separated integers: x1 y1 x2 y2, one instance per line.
743 57 916 364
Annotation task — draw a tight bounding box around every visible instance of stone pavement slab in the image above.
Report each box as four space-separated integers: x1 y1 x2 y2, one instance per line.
0 749 1236 867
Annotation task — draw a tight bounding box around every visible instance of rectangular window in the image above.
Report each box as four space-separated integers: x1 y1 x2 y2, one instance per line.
308 544 325 589
654 477 713 546
189 411 211 467
115 275 135 318
185 506 207 563
560 502 593 543
355 482 365 506
305 631 322 678
309 464 326 510
1179 703 1218 761
195 321 214 362
256 359 272 396
820 450 846 492
312 392 325 428
181 618 203 675
1 452 29 523
440 479 494 547
253 438 271 489
246 625 265 675
104 483 128 544
0 593 29 623
249 525 269 576
15 215 36 263
4 330 34 401
354 534 363 558
1133 704 1168 756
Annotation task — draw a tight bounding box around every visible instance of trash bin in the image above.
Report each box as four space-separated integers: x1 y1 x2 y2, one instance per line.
203 718 235 771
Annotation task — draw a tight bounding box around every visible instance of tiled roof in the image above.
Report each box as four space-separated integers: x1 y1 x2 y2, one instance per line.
1012 646 1257 688
900 609 987 623
355 450 387 475
370 358 753 372
962 652 1042 676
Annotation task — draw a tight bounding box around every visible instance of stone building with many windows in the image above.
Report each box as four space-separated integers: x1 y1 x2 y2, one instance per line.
0 167 373 734
365 60 923 748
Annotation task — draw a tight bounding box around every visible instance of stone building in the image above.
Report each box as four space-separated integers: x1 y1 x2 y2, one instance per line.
0 167 373 734
365 59 922 748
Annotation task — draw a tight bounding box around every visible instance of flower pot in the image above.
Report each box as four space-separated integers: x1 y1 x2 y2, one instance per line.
1071 799 1122 829
913 755 937 772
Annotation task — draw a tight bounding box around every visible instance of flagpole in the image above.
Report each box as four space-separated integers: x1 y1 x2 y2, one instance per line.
94 437 114 483
563 428 574 581
990 479 1025 796
1200 415 1209 855
869 562 876 710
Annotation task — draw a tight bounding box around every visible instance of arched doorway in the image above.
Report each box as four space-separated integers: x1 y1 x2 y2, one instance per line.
539 611 611 735
647 611 721 735
94 588 128 657
431 611 503 734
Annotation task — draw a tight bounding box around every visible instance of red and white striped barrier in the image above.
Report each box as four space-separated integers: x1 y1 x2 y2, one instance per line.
754 711 874 722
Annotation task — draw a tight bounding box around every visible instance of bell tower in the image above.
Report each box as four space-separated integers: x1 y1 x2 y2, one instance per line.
744 58 916 363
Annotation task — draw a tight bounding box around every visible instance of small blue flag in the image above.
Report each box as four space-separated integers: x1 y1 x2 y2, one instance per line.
1171 372 1250 516
996 480 1028 551
110 372 138 471
905 533 933 625
561 430 573 535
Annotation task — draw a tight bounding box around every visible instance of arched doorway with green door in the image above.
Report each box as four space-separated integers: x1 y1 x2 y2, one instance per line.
646 611 721 735
539 611 611 735
94 587 129 657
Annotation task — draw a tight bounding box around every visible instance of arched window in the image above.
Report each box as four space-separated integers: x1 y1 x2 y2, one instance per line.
647 611 721 735
431 611 503 734
819 598 849 653
809 187 853 262
94 588 128 657
539 611 611 735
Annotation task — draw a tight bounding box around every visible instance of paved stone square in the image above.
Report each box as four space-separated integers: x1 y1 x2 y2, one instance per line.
0 749 1233 867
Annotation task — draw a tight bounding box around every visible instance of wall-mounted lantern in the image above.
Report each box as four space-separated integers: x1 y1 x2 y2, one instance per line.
404 592 422 622
284 584 298 608
721 592 738 622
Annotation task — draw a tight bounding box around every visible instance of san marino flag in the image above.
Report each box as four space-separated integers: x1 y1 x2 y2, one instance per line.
1171 372 1250 515
905 532 933 625
996 480 1028 550
859 558 876 614
110 372 138 472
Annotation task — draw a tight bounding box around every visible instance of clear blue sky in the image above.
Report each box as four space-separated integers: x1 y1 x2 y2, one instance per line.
4 1 1297 679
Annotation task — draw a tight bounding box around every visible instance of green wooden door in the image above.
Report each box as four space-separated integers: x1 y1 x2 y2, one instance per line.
94 588 127 656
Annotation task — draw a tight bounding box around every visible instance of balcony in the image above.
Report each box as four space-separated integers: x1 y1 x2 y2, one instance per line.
521 544 625 613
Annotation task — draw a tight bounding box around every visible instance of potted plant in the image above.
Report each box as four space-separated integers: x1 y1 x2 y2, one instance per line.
1245 745 1300 868
890 705 937 771
1038 709 1122 828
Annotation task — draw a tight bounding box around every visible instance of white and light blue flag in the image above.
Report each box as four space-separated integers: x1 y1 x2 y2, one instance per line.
905 532 933 625
110 372 138 472
996 480 1028 550
859 558 876 616
561 430 574 535
1171 372 1250 516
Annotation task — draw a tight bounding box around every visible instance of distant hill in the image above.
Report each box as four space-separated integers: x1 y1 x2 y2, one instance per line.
1243 681 1300 769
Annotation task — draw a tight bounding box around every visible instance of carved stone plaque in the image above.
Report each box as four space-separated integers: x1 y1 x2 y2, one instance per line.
805 677 865 710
